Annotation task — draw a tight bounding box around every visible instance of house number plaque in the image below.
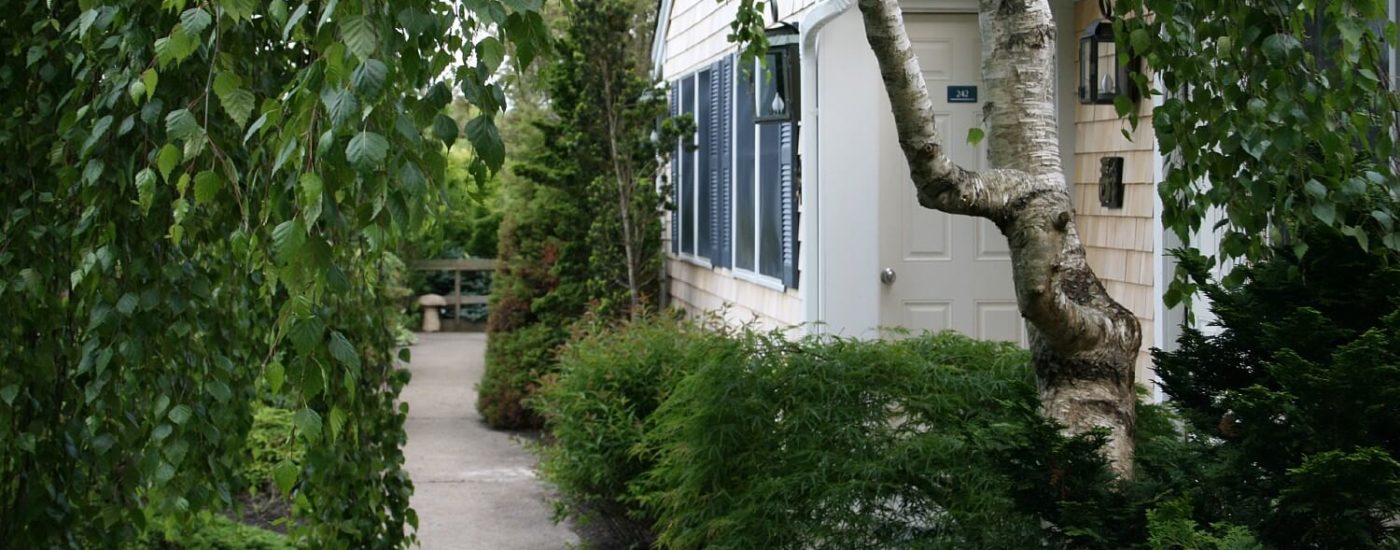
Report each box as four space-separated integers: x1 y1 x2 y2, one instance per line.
947 86 977 103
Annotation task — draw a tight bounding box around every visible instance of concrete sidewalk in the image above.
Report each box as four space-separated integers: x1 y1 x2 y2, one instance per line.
402 333 578 549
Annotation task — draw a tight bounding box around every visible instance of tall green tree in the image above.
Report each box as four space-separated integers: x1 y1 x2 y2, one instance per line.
478 0 666 428
0 0 545 546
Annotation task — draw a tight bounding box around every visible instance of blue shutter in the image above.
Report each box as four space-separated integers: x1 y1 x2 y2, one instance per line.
703 66 720 260
780 122 798 288
714 55 734 268
670 82 680 254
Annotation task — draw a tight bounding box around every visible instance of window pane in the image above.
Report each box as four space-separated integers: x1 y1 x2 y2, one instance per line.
681 75 695 255
697 70 713 259
759 122 783 278
735 63 756 271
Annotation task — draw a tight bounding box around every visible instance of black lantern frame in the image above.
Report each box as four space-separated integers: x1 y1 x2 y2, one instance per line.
1078 19 1137 105
755 23 800 123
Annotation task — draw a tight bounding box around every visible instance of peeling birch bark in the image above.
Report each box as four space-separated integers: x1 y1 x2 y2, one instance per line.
857 0 1141 475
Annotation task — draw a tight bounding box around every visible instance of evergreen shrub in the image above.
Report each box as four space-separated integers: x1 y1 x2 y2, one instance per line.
532 315 748 549
477 153 592 428
1154 230 1400 548
538 321 1191 548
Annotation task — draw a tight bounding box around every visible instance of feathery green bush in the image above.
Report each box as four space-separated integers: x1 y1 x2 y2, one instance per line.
533 315 749 548
1153 229 1400 548
537 321 1195 548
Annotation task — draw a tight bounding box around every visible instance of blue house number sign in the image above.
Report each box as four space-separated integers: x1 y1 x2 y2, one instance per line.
947 86 977 103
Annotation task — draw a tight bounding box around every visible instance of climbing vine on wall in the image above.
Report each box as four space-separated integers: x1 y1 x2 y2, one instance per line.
0 0 546 546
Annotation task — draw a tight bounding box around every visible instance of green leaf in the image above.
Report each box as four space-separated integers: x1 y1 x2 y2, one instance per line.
165 108 201 141
432 114 458 146
152 423 173 441
128 79 147 105
465 116 504 170
340 16 379 59
272 219 308 263
82 115 113 155
155 461 177 482
328 331 361 369
1113 94 1134 118
154 395 171 418
267 362 286 394
193 170 221 205
157 148 182 185
293 407 323 443
141 68 158 101
1129 28 1150 54
136 168 158 213
116 293 139 315
273 461 298 496
214 72 255 127
168 404 192 425
477 37 505 73
328 406 347 443
299 172 324 224
78 9 99 37
207 380 232 403
317 0 340 29
0 385 19 406
220 0 257 21
283 2 308 40
82 159 104 184
1304 179 1327 200
346 131 389 167
321 88 359 127
352 59 388 97
288 316 325 354
180 8 212 36
1312 201 1337 226
966 127 985 146
1261 33 1299 63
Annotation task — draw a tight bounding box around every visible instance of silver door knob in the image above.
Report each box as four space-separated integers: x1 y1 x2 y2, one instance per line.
880 268 897 285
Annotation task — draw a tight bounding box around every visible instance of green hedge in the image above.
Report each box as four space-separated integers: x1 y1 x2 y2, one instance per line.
535 320 1196 548
532 316 750 548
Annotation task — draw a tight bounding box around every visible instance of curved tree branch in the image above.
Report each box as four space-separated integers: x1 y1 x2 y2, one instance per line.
857 0 1141 475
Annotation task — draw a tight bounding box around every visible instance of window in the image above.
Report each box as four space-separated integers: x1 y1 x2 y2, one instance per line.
735 58 795 281
671 53 798 288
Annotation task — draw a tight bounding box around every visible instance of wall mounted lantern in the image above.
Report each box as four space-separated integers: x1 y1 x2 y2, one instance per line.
756 23 800 123
1079 2 1138 105
1079 19 1137 104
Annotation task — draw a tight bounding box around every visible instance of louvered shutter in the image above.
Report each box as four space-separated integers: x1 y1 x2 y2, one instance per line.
704 65 720 260
713 55 734 268
670 82 680 254
780 122 798 288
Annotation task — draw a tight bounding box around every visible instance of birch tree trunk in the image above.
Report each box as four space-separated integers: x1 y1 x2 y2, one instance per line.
857 0 1141 475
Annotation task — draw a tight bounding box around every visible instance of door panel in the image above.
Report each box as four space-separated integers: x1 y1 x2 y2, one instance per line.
878 14 1026 345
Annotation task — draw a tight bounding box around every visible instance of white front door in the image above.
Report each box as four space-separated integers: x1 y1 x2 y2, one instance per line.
877 13 1025 345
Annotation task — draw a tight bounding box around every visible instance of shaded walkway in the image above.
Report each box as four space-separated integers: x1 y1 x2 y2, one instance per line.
402 333 578 549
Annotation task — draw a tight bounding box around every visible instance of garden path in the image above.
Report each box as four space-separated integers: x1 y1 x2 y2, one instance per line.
402 332 578 549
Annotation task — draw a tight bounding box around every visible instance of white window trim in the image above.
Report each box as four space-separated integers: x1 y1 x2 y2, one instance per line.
673 71 712 264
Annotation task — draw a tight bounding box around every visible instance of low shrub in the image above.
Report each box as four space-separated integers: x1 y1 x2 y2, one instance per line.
645 330 1107 549
532 316 751 549
479 323 570 429
239 405 304 493
537 320 1192 548
149 513 294 549
1145 499 1262 550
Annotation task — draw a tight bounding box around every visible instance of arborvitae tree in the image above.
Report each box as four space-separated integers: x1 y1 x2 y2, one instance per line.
478 0 665 428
